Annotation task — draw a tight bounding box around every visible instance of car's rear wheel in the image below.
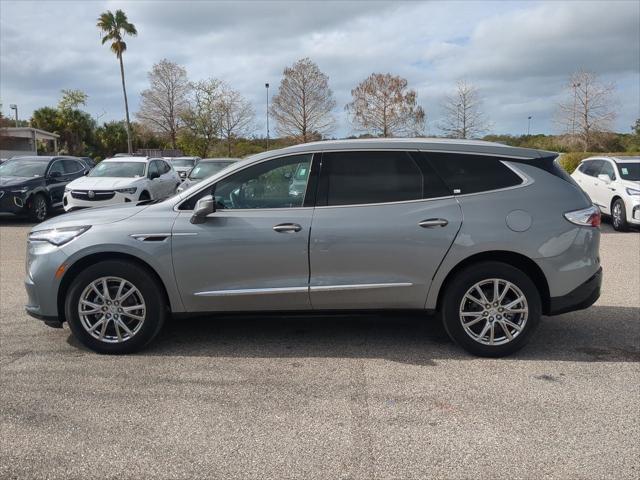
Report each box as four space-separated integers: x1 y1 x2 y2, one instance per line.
611 198 628 231
29 194 48 222
65 260 167 354
441 261 541 357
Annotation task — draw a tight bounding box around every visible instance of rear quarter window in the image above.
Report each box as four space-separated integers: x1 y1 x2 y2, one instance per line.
423 152 523 195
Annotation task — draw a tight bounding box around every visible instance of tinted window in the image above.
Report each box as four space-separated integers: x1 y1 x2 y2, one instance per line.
321 151 444 206
159 161 171 174
148 161 160 178
425 153 523 194
48 161 65 175
188 161 233 179
581 160 604 177
600 162 615 180
0 159 48 177
61 159 84 174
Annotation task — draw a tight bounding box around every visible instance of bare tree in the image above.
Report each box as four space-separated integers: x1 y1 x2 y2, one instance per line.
218 85 254 156
345 73 425 137
439 80 489 139
137 59 190 148
270 58 335 143
557 70 616 152
181 78 223 157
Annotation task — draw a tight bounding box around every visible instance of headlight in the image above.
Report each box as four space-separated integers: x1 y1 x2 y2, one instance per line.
115 187 137 195
11 187 29 194
28 226 91 246
626 187 640 196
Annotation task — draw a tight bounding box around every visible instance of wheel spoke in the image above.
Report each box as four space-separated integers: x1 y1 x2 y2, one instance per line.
503 296 525 310
122 304 145 313
492 279 500 302
497 283 510 303
502 318 522 332
118 286 136 303
117 319 133 336
90 283 105 300
80 300 102 315
114 321 122 342
475 285 490 305
477 321 491 341
499 321 513 340
464 293 485 308
115 280 125 301
88 316 105 332
101 278 111 300
123 312 145 321
99 318 109 339
489 323 495 345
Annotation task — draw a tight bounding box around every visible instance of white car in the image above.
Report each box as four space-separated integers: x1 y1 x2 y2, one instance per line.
167 156 201 181
571 156 640 231
63 157 180 211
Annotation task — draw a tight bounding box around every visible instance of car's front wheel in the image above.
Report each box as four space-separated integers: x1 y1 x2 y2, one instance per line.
65 260 167 354
611 198 628 231
441 261 541 357
29 193 48 222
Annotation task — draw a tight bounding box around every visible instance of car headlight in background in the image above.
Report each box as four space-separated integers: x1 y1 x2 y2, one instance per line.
626 187 640 196
11 187 29 194
115 187 137 195
28 226 91 246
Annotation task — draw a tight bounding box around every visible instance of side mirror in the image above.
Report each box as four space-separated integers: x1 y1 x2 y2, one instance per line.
149 172 160 180
190 195 215 224
48 171 61 179
597 173 612 184
84 169 90 176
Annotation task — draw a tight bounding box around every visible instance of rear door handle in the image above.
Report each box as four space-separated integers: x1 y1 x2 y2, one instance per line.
419 218 448 228
273 223 302 233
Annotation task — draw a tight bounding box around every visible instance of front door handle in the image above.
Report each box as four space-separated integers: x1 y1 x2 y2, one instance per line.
419 218 448 228
273 223 302 233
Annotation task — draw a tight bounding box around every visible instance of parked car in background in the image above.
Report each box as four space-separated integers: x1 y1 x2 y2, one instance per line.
168 156 201 180
0 156 89 221
63 157 180 211
176 157 239 192
571 156 640 231
25 139 602 357
79 157 97 168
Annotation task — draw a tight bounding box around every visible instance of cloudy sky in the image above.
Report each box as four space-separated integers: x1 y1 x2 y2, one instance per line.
1 0 638 138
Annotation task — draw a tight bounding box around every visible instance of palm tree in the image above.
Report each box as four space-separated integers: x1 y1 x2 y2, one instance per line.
97 9 137 154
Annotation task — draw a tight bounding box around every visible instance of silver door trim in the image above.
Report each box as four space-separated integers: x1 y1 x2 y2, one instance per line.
310 282 413 292
194 286 309 297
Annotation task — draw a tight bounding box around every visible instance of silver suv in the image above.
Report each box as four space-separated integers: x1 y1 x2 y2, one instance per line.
25 139 602 356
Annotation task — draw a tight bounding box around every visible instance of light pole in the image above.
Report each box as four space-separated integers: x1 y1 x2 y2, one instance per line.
527 116 532 136
9 104 18 127
265 83 270 149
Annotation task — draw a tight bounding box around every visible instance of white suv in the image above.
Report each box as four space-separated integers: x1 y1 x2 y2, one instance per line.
571 156 640 231
63 157 180 211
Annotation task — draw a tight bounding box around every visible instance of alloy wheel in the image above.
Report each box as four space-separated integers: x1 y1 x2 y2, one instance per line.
78 276 146 343
35 196 47 221
458 278 529 346
613 202 622 228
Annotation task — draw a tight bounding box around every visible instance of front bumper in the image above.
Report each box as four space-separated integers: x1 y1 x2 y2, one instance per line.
0 190 29 214
548 267 602 315
63 191 136 211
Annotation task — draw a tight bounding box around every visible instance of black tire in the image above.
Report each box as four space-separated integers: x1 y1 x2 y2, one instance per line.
64 260 167 354
611 198 628 232
440 261 541 357
29 193 48 222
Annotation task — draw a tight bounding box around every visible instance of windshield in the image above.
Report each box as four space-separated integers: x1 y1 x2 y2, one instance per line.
171 159 197 168
0 158 48 177
189 161 233 179
616 162 640 181
88 162 146 178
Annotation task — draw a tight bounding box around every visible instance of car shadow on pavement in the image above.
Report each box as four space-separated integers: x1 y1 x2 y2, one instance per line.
64 304 640 365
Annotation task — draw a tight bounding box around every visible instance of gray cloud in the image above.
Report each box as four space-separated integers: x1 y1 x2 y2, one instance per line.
1 0 638 137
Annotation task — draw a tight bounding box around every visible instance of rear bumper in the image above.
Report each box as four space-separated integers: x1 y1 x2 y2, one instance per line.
548 267 602 315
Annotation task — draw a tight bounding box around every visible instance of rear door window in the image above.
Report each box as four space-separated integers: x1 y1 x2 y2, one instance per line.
61 159 84 175
600 161 615 180
320 151 449 206
422 152 523 194
581 160 604 177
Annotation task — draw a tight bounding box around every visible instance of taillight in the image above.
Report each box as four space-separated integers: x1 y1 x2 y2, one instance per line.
564 205 601 227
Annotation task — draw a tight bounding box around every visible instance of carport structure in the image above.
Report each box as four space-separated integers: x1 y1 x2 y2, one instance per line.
0 127 59 158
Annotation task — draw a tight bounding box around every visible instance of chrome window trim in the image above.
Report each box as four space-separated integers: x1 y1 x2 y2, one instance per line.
174 148 538 212
174 151 315 212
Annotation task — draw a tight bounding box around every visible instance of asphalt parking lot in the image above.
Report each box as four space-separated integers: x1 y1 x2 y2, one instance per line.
1 215 638 480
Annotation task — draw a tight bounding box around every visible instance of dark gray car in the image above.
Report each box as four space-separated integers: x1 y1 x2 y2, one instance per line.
24 139 602 356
